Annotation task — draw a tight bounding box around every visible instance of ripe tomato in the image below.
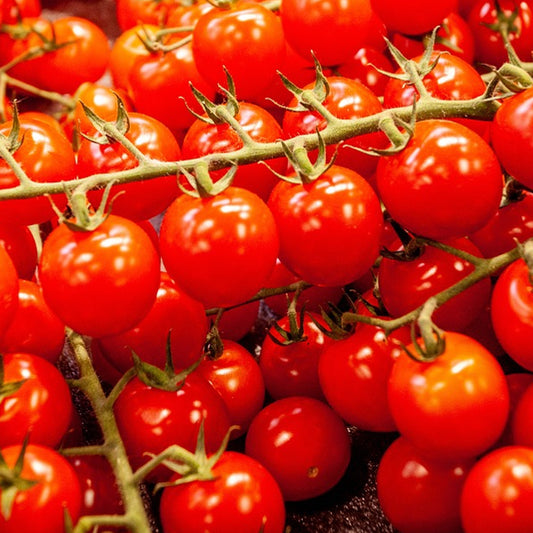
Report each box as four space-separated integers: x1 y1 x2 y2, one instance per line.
0 244 18 340
0 443 82 533
214 300 260 341
0 223 37 280
259 311 335 401
491 259 533 372
0 280 65 363
460 446 533 533
114 372 230 482
0 0 40 24
267 164 384 287
116 0 178 30
159 451 286 533
0 116 75 225
38 215 160 338
192 1 285 100
371 0 458 35
509 379 533 447
376 119 503 240
197 339 265 439
76 112 182 221
98 272 208 373
388 331 509 461
318 322 412 432
377 237 492 332
159 187 279 309
245 396 351 501
377 436 474 533
181 102 285 201
280 0 372 66
492 86 533 190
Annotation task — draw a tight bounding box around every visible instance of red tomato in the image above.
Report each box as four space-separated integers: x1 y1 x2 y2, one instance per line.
214 300 260 341
77 112 182 221
116 0 179 30
377 237 492 332
468 0 533 66
388 331 509 461
197 339 265 438
460 446 533 533
371 0 458 35
376 119 503 240
280 0 373 66
282 76 386 178
0 280 65 363
377 436 474 533
492 86 533 190
192 1 285 100
0 443 82 533
181 102 285 202
508 377 533 446
0 0 40 24
98 272 208 373
491 259 533 372
0 352 72 448
319 322 412 432
114 372 231 482
245 396 351 501
259 311 335 401
38 215 160 338
0 224 37 280
159 187 279 309
159 451 286 533
267 164 384 287
0 116 75 225
0 245 18 340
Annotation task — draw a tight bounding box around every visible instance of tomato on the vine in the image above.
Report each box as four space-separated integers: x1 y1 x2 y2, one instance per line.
0 223 37 280
0 244 18 340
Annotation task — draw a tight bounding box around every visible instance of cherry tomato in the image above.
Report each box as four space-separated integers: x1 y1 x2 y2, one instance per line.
0 244 18 340
376 119 503 240
197 339 265 439
159 451 286 533
0 223 37 280
245 396 351 501
388 331 509 461
491 259 533 372
214 300 260 342
267 164 384 287
38 214 160 338
377 436 474 533
116 0 179 30
0 0 40 24
0 443 82 533
507 376 533 446
460 446 533 533
280 0 373 66
98 272 208 373
159 187 279 309
0 280 65 363
192 1 285 101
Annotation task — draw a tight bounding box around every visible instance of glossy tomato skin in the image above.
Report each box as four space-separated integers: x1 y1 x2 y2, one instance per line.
159 451 286 533
0 117 74 225
114 372 231 482
245 396 351 501
192 1 285 100
116 0 178 30
491 259 533 371
268 165 384 287
377 436 474 533
280 0 372 66
376 119 503 240
77 112 182 221
282 76 385 178
259 311 334 401
0 245 18 340
371 0 458 35
39 215 160 338
160 187 279 309
0 352 72 448
197 339 265 439
181 102 285 202
0 224 37 280
510 380 533 446
492 86 533 190
0 443 82 533
0 280 65 363
460 446 533 533
319 322 412 432
98 272 208 373
377 237 492 332
388 332 509 461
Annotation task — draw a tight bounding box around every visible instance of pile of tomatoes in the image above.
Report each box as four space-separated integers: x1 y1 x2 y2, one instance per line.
3 0 533 532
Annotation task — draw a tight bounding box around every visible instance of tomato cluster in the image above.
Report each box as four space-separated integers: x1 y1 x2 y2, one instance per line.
3 0 533 532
